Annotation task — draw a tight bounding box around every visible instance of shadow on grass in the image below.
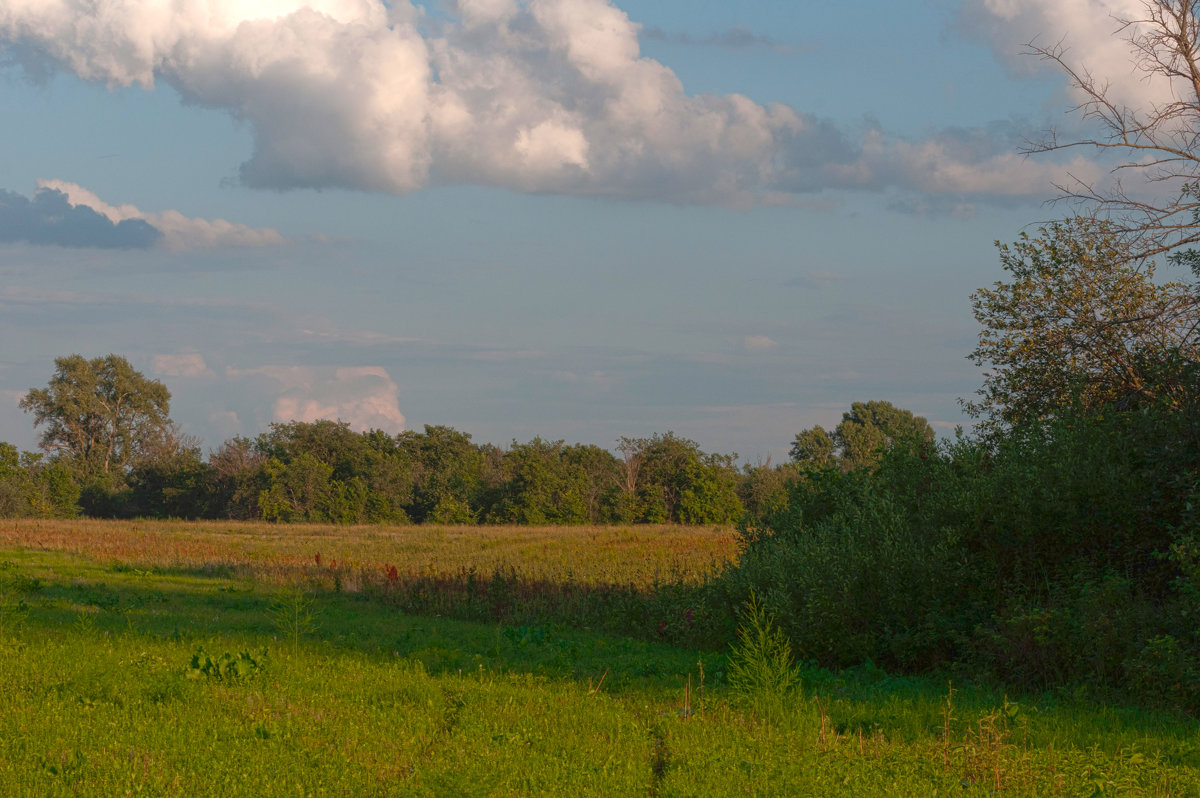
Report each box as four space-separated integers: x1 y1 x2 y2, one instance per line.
140 555 739 651
2 551 729 695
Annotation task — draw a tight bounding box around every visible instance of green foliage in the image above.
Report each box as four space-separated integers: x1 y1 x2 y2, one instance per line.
0 445 80 519
7 357 753 524
615 433 744 524
257 453 337 522
727 455 974 671
128 442 213 519
789 425 835 468
207 436 268 520
25 457 81 518
20 354 172 478
726 592 801 699
966 219 1199 433
836 400 935 471
0 443 29 518
187 647 267 682
731 399 1200 707
737 461 799 524
791 401 935 472
402 425 491 523
493 438 599 524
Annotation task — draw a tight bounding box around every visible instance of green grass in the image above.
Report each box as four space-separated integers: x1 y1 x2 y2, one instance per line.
0 532 1197 795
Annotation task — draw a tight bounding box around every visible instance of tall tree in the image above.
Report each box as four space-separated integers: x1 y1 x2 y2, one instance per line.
399 425 486 523
791 401 935 472
965 220 1199 431
789 426 836 469
617 432 744 523
836 401 935 471
20 354 172 477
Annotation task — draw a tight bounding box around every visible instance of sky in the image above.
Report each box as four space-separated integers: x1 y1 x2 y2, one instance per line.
0 0 1171 461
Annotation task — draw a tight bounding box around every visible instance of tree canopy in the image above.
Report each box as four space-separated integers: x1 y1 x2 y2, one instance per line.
20 354 172 478
964 220 1199 431
790 401 935 471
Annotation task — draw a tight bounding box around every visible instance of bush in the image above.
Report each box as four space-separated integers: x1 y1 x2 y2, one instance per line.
721 401 1200 709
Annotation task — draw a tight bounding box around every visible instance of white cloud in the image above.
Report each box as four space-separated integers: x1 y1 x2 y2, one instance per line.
35 179 284 250
962 0 1172 110
229 364 406 434
742 335 779 353
0 0 1084 205
153 353 214 378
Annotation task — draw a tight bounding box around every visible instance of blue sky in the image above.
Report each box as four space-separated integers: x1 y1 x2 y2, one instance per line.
0 0 1154 460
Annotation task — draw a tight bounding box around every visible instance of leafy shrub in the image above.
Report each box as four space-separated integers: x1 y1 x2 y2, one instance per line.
187 647 267 682
722 450 979 671
722 400 1200 709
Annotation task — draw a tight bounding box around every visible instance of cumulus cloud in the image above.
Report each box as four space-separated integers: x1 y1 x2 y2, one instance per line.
961 0 1172 110
0 0 1086 205
35 180 284 250
0 185 161 248
153 353 214 378
229 364 406 434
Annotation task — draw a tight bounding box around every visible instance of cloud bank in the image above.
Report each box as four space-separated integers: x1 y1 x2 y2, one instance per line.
36 180 285 250
0 0 1095 205
0 181 283 250
0 185 161 248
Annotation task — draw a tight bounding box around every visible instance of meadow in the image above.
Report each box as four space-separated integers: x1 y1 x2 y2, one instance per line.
0 519 1197 796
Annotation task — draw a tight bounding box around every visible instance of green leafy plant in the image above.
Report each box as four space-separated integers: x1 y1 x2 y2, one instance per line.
270 586 317 651
187 647 266 682
726 592 800 699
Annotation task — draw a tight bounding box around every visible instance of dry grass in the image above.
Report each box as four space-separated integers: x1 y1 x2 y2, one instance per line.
0 518 738 588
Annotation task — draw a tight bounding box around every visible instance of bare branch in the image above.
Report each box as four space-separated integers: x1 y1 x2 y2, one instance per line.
1025 1 1200 259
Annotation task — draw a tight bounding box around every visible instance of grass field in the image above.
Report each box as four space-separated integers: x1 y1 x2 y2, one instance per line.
0 519 1197 795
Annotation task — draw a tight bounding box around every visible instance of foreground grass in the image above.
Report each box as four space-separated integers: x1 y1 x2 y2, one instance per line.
0 525 1197 795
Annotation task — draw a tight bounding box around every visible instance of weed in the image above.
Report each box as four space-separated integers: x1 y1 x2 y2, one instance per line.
187 647 267 682
270 586 317 651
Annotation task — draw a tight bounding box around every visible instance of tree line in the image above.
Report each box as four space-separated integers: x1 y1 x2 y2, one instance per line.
0 354 942 526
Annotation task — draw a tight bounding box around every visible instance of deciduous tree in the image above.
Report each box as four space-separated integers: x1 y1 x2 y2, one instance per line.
791 401 935 472
965 219 1199 431
20 354 172 477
